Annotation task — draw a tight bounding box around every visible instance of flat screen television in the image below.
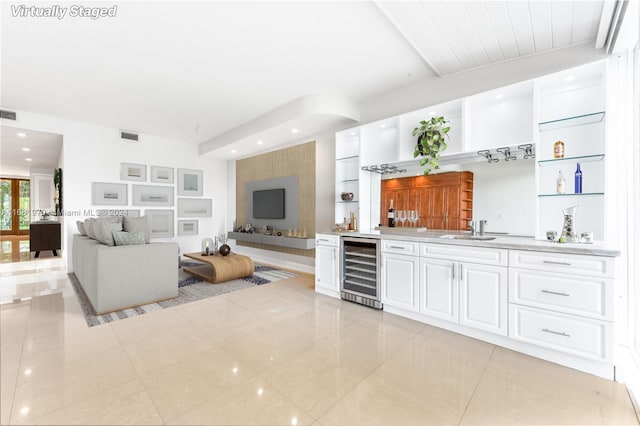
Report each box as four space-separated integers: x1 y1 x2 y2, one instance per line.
253 188 285 219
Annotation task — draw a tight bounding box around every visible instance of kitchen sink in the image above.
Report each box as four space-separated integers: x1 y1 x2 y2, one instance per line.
439 234 496 241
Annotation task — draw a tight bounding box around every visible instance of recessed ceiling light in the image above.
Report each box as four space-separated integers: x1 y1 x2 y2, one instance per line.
495 94 504 99
565 75 576 81
257 140 263 145
379 123 387 128
230 150 237 154
17 132 27 138
291 128 299 134
21 147 30 152
350 132 356 136
25 158 32 162
429 111 437 115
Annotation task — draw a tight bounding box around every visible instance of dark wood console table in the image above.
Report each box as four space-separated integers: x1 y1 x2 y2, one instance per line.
30 221 61 258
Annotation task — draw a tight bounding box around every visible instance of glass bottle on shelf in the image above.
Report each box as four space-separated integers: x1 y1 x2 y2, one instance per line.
574 163 582 194
554 140 565 159
556 171 566 194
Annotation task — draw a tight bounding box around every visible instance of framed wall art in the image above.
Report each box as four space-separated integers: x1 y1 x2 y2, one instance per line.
177 198 212 217
150 166 174 184
145 209 174 238
132 185 174 206
91 182 128 206
177 219 198 235
120 163 147 181
177 168 203 196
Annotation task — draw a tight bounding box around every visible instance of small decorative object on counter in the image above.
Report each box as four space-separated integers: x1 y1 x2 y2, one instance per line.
560 205 580 242
581 231 593 243
556 171 566 194
546 231 557 241
340 192 354 201
574 163 582 194
218 244 231 256
554 140 565 158
201 237 214 256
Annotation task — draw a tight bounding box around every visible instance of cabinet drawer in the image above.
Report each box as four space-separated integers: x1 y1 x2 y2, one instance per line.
509 269 614 321
315 233 340 247
382 239 419 256
509 250 614 278
509 305 613 362
420 243 507 266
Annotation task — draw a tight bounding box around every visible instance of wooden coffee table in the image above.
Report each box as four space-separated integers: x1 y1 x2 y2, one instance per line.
183 252 254 283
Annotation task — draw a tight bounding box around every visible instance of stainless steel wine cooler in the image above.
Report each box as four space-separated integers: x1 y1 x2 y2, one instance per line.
340 236 381 309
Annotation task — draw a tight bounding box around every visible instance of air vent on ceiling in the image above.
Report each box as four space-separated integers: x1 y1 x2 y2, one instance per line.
120 131 139 142
0 109 17 120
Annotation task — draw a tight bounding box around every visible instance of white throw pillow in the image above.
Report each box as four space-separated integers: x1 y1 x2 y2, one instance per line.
123 216 150 243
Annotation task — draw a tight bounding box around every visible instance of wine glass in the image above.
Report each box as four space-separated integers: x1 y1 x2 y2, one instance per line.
396 210 406 227
410 210 419 227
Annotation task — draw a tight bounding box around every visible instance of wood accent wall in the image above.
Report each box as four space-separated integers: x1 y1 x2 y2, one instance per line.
236 141 316 257
380 171 473 231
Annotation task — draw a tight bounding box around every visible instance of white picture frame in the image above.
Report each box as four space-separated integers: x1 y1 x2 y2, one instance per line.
177 168 203 196
177 219 198 235
150 166 174 184
145 209 174 238
177 198 212 217
120 163 147 181
96 209 140 218
132 185 174 207
91 182 128 206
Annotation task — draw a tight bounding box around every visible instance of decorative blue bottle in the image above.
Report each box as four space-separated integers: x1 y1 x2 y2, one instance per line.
575 163 582 194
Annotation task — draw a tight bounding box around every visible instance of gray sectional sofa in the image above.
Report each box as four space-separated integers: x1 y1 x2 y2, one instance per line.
72 234 179 314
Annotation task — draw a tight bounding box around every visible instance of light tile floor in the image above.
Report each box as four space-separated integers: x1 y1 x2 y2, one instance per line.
1 259 639 425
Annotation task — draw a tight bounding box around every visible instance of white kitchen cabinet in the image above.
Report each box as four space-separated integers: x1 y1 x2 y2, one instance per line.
315 234 340 298
419 257 458 323
381 251 419 312
459 262 508 336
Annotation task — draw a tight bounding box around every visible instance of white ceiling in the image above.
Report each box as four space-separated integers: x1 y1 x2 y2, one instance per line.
0 1 616 160
0 127 63 177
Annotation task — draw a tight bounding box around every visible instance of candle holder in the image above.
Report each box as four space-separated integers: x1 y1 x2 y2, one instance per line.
201 237 214 256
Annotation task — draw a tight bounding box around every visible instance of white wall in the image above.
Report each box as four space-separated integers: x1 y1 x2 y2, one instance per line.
462 160 536 235
2 111 228 271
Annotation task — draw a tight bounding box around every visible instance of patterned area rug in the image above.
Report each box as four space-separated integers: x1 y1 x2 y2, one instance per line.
69 260 297 327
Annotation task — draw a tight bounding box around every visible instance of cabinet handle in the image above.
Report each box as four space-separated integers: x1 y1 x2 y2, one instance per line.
541 289 570 297
317 239 329 243
542 260 572 266
542 328 571 338
389 245 405 250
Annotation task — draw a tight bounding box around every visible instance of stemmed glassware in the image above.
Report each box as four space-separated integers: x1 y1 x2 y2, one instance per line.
396 210 406 227
409 210 419 227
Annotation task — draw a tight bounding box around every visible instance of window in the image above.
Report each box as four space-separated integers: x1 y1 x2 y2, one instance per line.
0 178 30 235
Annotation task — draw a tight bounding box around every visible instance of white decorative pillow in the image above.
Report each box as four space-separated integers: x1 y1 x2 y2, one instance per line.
76 221 87 236
84 218 97 240
123 216 150 243
112 230 146 246
93 218 123 246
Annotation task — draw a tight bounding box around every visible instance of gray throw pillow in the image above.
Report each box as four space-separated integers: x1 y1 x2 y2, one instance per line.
76 221 86 236
84 218 97 240
123 216 150 243
93 218 123 246
112 230 146 246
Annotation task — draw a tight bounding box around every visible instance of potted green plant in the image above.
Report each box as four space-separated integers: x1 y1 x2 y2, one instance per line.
412 116 451 175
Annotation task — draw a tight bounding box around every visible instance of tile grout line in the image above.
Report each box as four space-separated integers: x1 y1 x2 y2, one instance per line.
457 344 497 426
6 301 30 425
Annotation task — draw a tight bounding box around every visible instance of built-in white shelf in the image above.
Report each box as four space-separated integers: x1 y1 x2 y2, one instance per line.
538 111 605 132
227 232 315 250
538 154 605 165
538 192 605 197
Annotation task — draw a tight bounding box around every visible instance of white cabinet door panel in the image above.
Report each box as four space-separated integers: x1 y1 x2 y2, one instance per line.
315 245 339 293
382 253 419 312
509 250 614 278
460 263 508 336
419 258 458 322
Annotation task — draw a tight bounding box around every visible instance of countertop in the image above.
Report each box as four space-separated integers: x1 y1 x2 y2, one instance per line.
323 228 620 257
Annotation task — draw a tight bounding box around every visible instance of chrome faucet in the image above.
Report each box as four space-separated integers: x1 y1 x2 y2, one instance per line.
478 220 488 236
469 220 477 236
